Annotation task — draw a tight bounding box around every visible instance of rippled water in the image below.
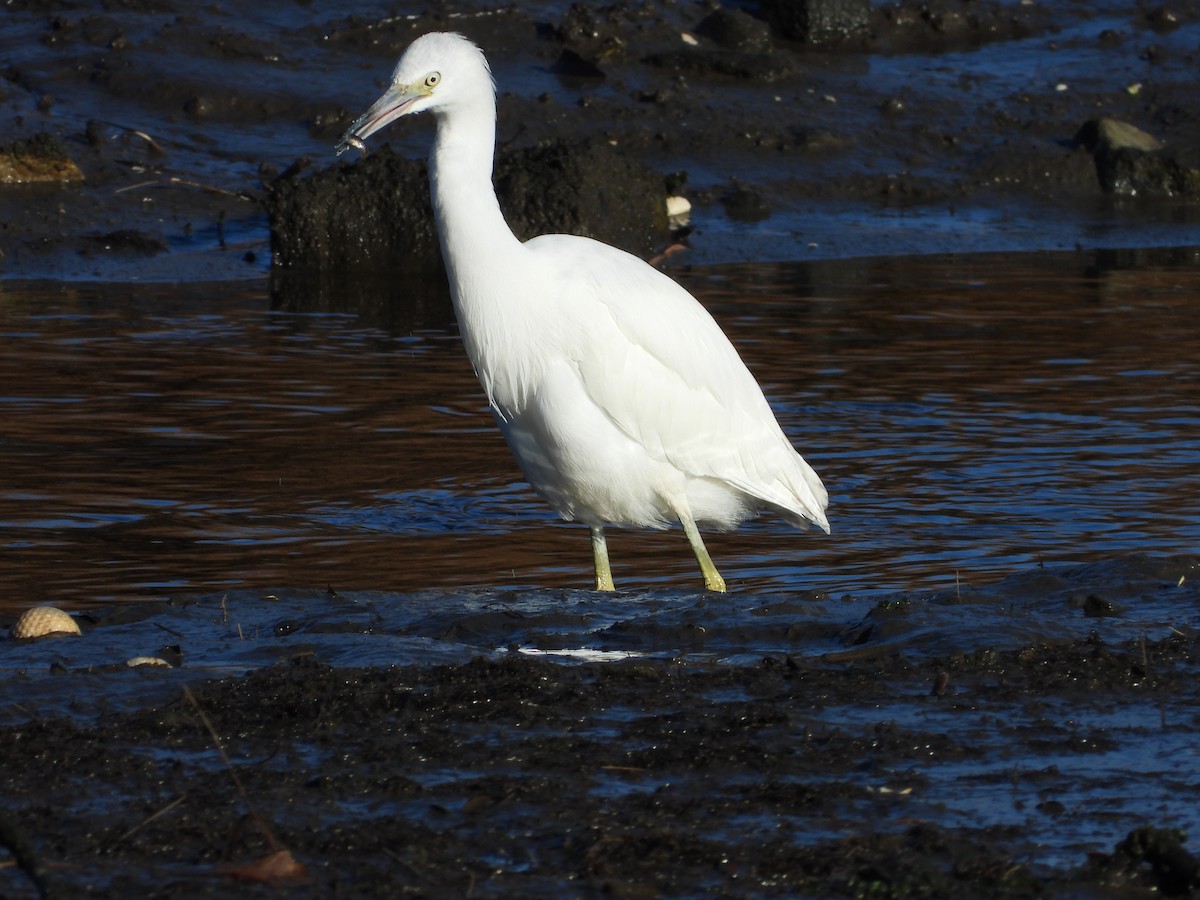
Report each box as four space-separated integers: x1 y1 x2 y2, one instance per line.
2 249 1199 612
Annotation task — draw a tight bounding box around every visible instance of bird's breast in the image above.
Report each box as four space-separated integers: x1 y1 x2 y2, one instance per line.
487 356 678 528
453 286 578 420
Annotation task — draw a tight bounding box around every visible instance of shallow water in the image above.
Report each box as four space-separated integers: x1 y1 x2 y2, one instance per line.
2 249 1198 613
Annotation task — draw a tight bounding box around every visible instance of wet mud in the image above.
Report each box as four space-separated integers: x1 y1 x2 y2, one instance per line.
3 554 1200 897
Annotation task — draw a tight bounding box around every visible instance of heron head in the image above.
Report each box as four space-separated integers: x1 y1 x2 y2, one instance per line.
335 33 494 156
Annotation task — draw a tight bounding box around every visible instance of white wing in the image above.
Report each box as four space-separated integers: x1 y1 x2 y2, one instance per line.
525 234 829 531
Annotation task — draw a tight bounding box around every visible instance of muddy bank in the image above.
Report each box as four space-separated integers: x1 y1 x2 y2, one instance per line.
2 553 1199 897
2 623 1199 897
2 0 1200 281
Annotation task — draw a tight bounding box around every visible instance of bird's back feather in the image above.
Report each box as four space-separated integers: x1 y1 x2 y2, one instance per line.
518 234 829 532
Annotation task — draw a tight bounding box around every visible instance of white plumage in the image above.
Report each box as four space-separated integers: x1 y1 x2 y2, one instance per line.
337 32 829 591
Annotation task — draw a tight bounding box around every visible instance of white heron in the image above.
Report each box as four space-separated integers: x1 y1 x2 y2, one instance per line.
335 32 829 592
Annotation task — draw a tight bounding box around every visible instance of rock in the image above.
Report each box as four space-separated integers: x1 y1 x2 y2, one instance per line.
1082 826 1200 895
869 0 1050 53
761 0 870 43
695 8 773 52
551 49 606 80
267 148 436 273
1080 593 1123 618
1147 5 1182 32
644 47 799 81
493 137 669 258
1074 117 1200 198
0 133 84 184
266 139 669 308
1074 117 1162 154
722 187 771 222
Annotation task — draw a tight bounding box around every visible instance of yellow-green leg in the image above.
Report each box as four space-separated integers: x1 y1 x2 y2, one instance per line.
680 513 727 592
590 525 615 591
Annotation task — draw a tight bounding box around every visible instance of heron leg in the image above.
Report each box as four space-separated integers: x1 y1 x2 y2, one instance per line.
679 513 727 592
590 525 615 591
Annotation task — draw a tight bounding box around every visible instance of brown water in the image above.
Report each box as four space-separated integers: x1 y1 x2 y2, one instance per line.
2 250 1198 614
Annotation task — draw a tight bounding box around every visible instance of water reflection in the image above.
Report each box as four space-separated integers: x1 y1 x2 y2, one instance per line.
1 249 1198 611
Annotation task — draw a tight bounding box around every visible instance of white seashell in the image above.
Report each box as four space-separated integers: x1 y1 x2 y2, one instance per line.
666 195 692 227
11 606 82 639
125 656 172 668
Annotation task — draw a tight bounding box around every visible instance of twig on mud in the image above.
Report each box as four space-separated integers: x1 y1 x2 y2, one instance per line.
152 621 186 640
112 795 188 847
113 177 248 198
181 689 308 882
91 119 167 156
180 690 310 880
181 686 281 852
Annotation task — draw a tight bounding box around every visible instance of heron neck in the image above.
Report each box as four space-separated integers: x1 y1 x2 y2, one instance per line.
428 106 523 298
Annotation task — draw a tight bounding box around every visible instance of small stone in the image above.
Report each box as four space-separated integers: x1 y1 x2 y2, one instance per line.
11 606 82 639
1073 117 1199 198
1082 593 1123 618
0 133 84 184
1075 117 1162 153
1147 6 1180 31
722 187 771 222
695 7 773 52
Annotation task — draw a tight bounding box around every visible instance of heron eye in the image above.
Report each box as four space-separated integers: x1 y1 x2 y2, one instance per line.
425 72 441 88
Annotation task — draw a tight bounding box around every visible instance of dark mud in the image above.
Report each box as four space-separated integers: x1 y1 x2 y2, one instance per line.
2 637 1198 898
3 0 1200 280
3 554 1200 897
